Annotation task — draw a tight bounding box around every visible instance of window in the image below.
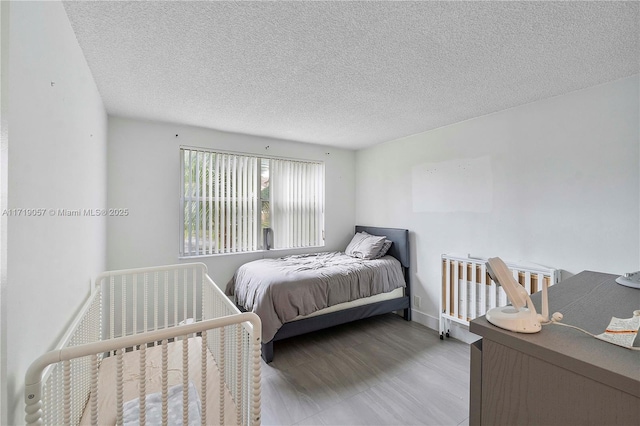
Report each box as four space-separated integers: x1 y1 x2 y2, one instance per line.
180 148 324 256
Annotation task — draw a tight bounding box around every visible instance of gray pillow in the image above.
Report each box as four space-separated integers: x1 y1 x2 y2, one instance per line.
345 232 386 260
373 239 393 259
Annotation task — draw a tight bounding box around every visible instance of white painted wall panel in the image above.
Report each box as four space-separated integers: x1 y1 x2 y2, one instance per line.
356 75 640 329
107 117 356 289
6 2 107 423
412 156 493 213
0 3 8 424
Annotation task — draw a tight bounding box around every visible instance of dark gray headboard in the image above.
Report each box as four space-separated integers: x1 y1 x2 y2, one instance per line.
354 226 410 269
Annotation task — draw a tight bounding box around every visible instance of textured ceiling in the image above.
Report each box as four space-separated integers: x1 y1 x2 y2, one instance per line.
63 1 639 150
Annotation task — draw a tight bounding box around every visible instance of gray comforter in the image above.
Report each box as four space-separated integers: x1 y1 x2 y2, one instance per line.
226 251 405 342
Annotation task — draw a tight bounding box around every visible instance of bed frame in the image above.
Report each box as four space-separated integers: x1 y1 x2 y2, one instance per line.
24 263 262 426
261 225 411 363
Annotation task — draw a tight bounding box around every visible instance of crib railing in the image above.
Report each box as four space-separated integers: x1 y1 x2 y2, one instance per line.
98 263 210 340
28 281 103 426
439 254 559 339
25 263 261 426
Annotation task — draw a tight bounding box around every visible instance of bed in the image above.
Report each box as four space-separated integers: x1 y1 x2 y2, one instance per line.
227 226 411 363
24 263 261 426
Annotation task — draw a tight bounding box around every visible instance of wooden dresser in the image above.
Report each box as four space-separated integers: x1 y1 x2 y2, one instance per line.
469 271 640 426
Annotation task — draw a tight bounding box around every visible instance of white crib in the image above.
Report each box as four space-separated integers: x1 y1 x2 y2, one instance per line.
24 263 261 426
440 254 560 339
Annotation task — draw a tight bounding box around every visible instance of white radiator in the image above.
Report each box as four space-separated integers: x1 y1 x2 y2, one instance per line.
439 254 560 339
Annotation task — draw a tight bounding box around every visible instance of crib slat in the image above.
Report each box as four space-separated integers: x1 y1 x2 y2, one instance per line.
201 332 208 426
110 276 115 339
116 349 123 426
461 261 467 321
164 271 169 330
162 340 169 426
139 345 147 426
453 261 459 318
236 324 243 423
183 336 189 426
174 270 179 327
470 262 477 320
122 276 127 338
144 273 148 333
153 272 159 332
445 259 451 316
91 355 98 426
219 327 225 426
63 361 71 425
133 275 138 335
525 271 532 295
537 273 544 295
251 329 262 426
192 270 197 324
183 269 188 323
480 263 487 315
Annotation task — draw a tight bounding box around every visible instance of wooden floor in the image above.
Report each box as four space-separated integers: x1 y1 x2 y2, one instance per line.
260 313 471 426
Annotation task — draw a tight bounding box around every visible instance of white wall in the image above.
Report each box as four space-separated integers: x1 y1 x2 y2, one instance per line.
107 116 356 288
6 1 107 424
355 75 640 330
0 2 9 424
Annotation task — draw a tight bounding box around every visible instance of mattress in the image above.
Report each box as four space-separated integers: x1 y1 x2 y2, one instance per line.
227 251 406 342
79 336 237 425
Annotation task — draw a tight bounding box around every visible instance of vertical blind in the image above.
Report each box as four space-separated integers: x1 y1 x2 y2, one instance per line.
181 149 258 255
270 159 324 249
181 148 324 256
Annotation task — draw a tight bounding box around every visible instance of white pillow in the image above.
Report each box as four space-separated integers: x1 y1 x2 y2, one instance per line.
345 232 368 254
345 232 386 260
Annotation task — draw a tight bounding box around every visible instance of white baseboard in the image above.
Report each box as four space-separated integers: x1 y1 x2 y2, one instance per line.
410 309 439 331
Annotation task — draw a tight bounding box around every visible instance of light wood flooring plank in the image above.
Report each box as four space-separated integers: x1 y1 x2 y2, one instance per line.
261 313 471 426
